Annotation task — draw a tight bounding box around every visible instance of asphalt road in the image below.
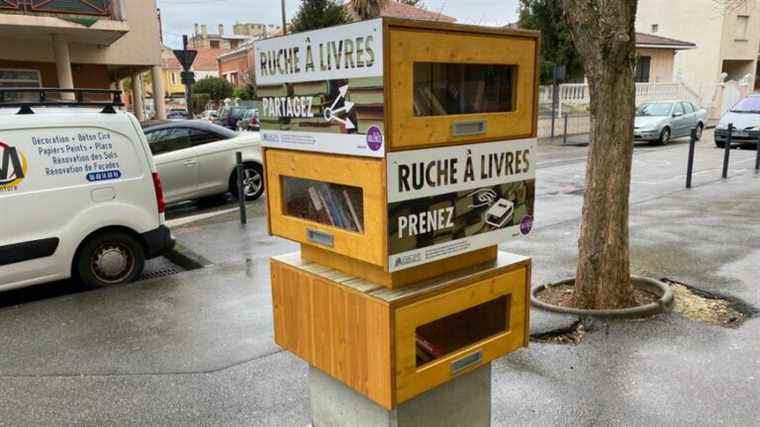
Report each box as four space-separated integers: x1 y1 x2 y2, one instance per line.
1 129 759 425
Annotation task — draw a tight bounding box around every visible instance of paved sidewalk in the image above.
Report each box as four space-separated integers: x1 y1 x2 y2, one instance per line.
1 137 758 425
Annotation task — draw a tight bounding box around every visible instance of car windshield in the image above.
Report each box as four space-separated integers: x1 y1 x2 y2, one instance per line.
230 108 247 120
730 97 760 113
636 103 672 117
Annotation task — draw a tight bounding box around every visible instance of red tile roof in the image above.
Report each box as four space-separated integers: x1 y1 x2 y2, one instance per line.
162 48 231 71
379 1 456 22
635 32 696 49
346 0 456 22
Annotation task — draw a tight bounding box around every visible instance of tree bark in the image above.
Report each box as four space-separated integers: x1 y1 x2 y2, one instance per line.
562 0 638 309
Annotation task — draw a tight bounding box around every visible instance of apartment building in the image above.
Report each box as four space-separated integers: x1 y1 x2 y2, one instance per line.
636 0 760 98
188 23 276 50
0 0 166 119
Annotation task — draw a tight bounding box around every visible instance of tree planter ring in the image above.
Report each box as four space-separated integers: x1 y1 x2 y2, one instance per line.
531 276 674 319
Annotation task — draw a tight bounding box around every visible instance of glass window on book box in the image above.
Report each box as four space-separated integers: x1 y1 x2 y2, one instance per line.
415 295 509 367
413 63 517 116
282 176 365 233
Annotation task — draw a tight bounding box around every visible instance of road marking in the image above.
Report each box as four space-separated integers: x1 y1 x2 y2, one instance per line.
166 207 240 228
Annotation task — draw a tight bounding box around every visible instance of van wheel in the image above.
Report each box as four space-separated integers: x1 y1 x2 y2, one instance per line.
75 232 145 288
231 163 264 201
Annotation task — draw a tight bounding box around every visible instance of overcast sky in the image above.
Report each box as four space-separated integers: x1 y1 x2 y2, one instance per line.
157 0 521 48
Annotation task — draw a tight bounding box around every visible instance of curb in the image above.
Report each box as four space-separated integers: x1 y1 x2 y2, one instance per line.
165 242 214 271
531 276 673 319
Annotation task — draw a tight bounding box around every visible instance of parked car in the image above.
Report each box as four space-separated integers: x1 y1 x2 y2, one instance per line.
237 108 260 132
0 89 174 291
714 94 760 148
215 106 248 130
200 109 218 122
634 100 707 144
167 108 189 120
142 120 264 204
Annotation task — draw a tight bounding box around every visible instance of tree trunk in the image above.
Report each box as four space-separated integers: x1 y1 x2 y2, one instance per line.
562 0 638 309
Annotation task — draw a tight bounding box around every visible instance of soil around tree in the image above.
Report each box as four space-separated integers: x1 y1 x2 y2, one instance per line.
535 283 659 310
662 279 754 328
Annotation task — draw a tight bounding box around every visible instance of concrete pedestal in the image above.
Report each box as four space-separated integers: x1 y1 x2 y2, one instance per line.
309 364 491 427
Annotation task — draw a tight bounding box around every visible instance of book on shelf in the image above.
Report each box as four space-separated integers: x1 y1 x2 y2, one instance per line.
343 189 363 233
415 333 445 360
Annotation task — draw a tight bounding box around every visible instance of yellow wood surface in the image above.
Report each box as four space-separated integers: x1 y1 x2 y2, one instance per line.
301 244 497 289
387 25 538 151
393 266 529 404
271 258 393 408
265 149 388 267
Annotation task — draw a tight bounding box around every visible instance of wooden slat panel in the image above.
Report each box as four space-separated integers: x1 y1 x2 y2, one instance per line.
270 259 393 409
301 243 497 289
388 26 538 150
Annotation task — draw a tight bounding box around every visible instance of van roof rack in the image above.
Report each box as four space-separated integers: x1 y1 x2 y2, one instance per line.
0 88 124 114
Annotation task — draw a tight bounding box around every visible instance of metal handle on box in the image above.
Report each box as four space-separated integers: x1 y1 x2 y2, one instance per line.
450 350 483 375
307 229 335 248
452 120 487 137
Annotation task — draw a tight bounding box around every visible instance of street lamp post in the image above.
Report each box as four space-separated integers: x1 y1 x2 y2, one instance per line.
281 0 287 35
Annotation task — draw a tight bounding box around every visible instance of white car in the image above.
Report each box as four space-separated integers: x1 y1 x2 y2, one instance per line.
714 94 760 148
141 120 264 204
634 100 708 144
0 89 174 291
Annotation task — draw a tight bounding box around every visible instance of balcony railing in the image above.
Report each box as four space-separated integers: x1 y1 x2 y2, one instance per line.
0 0 113 17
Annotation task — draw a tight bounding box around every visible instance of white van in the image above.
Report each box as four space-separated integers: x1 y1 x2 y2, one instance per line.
0 89 174 291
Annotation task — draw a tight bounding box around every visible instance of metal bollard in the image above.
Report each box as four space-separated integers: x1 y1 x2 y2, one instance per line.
236 151 247 225
562 112 569 145
686 128 697 189
755 131 760 173
722 123 733 179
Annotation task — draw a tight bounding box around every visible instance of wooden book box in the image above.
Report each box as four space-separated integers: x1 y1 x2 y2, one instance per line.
270 251 531 409
257 18 540 288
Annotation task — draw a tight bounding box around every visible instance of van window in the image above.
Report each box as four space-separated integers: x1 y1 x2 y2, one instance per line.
146 128 192 155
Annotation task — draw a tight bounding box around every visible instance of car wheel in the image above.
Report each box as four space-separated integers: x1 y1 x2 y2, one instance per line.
232 163 265 201
75 231 145 288
658 127 671 145
695 123 703 141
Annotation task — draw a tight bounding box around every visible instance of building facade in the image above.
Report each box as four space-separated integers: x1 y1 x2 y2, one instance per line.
189 22 276 50
636 0 760 98
635 33 696 83
218 40 255 87
0 0 166 119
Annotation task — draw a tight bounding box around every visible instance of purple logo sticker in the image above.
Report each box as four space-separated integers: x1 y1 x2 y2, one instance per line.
520 215 534 235
366 125 383 151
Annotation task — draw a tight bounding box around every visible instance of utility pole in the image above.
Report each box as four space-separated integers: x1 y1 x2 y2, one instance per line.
281 0 287 35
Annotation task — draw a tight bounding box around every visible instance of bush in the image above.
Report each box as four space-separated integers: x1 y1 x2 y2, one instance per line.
192 76 233 102
191 93 211 116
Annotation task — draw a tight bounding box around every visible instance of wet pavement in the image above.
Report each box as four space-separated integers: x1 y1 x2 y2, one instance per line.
1 129 759 425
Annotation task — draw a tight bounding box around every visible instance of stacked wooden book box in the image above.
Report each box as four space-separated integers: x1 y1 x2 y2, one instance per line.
256 18 540 410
